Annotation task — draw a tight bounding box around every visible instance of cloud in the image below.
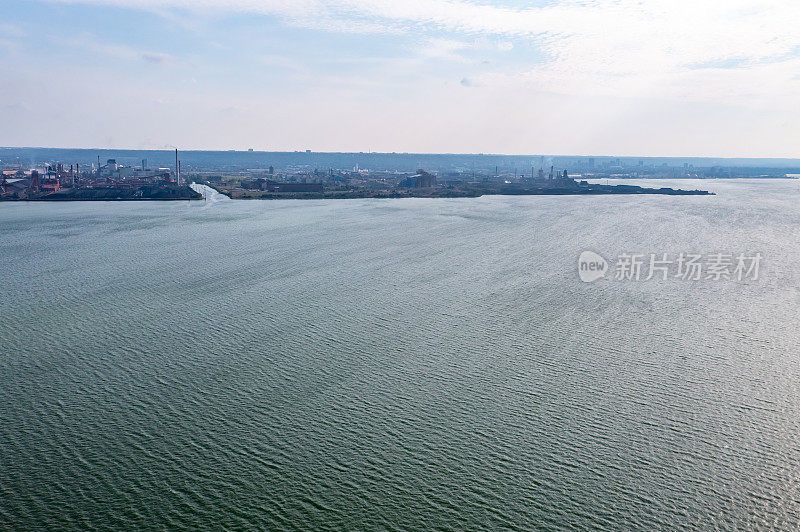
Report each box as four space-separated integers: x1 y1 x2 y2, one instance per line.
55 33 176 64
0 23 25 54
414 36 514 63
0 23 26 37
2 101 32 112
14 0 800 155
258 54 310 74
0 38 19 53
43 1 800 74
416 38 471 62
140 52 172 63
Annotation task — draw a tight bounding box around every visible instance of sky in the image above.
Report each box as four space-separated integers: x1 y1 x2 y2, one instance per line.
1 0 799 157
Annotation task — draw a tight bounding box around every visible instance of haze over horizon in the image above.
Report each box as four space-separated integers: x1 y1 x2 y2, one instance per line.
2 0 799 158
5 146 800 165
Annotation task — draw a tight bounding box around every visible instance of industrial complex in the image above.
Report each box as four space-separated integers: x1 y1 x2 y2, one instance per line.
1 150 199 201
0 149 735 201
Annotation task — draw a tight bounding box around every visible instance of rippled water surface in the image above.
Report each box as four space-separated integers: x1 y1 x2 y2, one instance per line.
2 180 799 529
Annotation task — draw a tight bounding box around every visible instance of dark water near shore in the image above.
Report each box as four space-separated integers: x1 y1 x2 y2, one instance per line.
1 179 799 529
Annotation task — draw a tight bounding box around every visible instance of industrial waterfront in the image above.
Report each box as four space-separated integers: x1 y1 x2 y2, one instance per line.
0 150 200 201
5 148 776 201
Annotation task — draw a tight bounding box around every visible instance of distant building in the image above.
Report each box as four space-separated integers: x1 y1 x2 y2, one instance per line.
28 170 41 192
396 170 436 188
1 178 29 198
41 178 60 192
413 170 435 188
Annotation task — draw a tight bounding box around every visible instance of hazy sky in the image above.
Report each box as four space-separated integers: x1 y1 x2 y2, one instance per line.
2 0 799 156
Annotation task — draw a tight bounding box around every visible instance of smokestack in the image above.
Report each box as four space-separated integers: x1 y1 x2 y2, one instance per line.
175 149 179 184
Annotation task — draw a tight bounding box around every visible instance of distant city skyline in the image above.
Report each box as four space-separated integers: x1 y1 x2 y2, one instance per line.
2 0 799 157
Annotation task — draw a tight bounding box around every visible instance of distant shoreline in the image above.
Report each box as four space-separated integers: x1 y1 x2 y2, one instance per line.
0 185 202 202
0 184 714 202
204 182 714 200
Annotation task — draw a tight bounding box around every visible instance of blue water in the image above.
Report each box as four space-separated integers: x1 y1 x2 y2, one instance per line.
1 179 799 529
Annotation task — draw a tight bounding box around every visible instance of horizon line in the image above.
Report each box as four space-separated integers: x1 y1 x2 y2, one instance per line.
2 146 800 161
